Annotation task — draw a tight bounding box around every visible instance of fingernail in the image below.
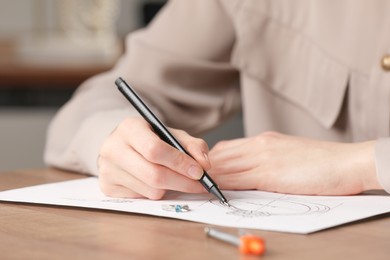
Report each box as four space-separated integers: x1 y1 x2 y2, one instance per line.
188 165 203 179
203 152 209 162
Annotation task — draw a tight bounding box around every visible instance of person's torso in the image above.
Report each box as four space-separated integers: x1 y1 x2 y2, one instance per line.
223 0 390 141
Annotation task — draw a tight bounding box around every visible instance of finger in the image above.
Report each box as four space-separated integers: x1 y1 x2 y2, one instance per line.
209 141 252 171
211 138 248 152
112 147 205 194
209 140 250 163
171 128 211 171
99 153 165 199
100 183 144 199
119 120 204 180
209 157 255 175
100 123 205 196
212 171 259 190
101 162 169 200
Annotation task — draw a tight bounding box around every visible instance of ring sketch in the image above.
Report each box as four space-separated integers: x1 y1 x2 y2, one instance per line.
209 194 336 217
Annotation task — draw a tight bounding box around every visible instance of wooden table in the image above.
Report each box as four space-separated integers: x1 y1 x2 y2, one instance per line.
0 169 389 259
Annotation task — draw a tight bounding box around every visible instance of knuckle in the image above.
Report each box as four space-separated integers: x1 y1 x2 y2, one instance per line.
172 152 189 172
99 141 115 159
214 140 229 149
97 159 109 176
142 140 162 162
146 166 166 189
147 188 165 200
255 131 280 146
261 131 281 138
194 137 209 152
99 180 114 197
116 118 132 133
99 143 123 165
185 138 208 155
99 127 125 158
117 117 145 135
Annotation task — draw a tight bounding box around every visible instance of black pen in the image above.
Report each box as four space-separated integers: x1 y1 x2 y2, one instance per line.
115 77 229 205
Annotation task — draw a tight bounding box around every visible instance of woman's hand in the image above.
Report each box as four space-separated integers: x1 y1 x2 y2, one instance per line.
97 117 210 199
208 132 381 195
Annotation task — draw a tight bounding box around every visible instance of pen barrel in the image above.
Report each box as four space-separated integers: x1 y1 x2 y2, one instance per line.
150 124 187 154
199 172 217 192
116 78 186 152
116 77 224 199
205 228 240 246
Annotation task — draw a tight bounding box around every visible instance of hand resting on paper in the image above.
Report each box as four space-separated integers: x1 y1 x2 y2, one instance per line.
208 132 382 195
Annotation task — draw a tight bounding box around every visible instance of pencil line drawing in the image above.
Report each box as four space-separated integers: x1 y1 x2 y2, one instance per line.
209 194 341 218
63 197 134 204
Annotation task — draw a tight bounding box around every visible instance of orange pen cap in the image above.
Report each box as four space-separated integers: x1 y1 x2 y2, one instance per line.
239 235 266 255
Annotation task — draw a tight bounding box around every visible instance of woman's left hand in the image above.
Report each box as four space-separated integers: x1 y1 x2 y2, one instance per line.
208 132 381 195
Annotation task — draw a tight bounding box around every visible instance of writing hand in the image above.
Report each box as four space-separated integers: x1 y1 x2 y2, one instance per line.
97 117 210 199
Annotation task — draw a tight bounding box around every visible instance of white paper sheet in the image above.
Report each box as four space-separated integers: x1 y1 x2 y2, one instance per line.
0 177 389 234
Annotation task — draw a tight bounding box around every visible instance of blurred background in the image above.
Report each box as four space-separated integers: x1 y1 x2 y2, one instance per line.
0 0 243 171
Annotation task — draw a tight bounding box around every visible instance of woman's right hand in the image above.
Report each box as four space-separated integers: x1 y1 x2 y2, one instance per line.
97 117 211 199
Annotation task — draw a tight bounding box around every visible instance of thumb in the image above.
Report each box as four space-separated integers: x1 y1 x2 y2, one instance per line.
170 128 211 171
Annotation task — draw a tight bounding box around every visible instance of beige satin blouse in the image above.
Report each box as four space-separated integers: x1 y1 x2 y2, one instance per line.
44 0 390 193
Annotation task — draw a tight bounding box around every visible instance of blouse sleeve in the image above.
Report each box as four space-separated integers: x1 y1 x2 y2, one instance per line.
44 0 240 175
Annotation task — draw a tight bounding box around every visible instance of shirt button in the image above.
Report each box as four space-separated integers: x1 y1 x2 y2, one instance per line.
381 54 390 71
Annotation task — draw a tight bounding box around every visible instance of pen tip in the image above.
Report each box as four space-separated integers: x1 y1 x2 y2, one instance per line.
222 201 231 207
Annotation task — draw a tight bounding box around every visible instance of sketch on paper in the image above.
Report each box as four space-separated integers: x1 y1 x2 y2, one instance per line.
209 194 337 217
